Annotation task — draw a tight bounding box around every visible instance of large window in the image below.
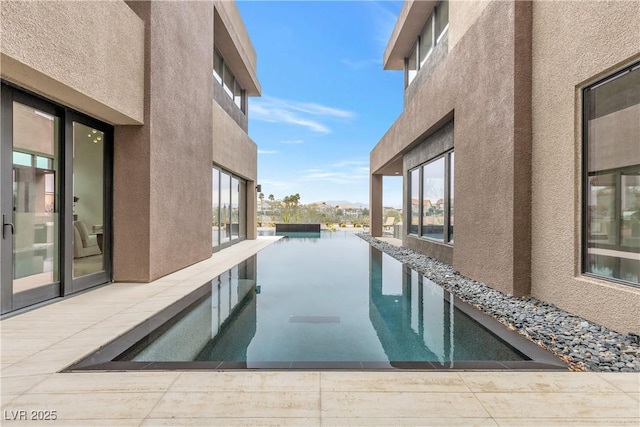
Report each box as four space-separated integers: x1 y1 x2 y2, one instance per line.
214 49 246 112
212 166 246 251
583 62 640 286
405 0 448 87
409 150 454 243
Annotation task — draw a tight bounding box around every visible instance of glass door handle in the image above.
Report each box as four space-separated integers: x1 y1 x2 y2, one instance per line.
2 214 14 239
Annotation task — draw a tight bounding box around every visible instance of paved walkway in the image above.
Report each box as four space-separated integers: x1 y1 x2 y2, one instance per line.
1 237 638 426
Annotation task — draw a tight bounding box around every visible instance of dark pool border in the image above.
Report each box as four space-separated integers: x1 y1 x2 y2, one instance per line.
63 268 567 373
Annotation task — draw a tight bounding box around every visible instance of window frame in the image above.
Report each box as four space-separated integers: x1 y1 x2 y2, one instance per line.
213 48 246 113
408 149 454 244
404 0 449 89
581 61 640 288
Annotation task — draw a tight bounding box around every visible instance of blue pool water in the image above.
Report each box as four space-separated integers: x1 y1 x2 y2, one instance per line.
117 231 527 366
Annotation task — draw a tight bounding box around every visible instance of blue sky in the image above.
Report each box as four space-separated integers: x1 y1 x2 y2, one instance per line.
236 0 404 207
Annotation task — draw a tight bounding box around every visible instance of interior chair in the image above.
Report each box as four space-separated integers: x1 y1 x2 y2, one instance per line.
73 220 102 258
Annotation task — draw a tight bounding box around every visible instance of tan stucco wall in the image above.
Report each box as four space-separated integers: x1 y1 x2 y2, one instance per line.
212 101 258 183
531 0 640 334
213 100 258 239
372 1 532 296
114 1 214 282
0 0 144 125
448 1 491 51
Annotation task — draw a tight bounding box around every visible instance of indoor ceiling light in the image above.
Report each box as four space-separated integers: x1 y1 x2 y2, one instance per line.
34 110 54 121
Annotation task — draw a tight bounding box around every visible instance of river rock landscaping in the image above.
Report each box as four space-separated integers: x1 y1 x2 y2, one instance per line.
357 233 640 372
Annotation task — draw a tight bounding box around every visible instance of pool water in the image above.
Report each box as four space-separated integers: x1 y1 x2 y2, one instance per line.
116 232 528 366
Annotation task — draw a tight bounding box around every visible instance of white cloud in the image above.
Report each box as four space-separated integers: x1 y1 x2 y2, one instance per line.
279 139 304 145
251 96 355 134
258 149 278 155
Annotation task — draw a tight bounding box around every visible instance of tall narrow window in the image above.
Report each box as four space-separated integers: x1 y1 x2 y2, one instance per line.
213 50 223 84
435 0 449 42
410 168 420 235
212 167 220 249
584 63 640 285
406 42 418 86
419 16 433 66
448 152 455 243
422 157 445 241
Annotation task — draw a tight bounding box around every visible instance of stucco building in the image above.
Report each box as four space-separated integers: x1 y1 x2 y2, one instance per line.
370 0 640 334
0 0 260 314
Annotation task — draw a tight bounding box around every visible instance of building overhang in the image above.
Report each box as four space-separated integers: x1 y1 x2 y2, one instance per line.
384 0 436 70
373 156 403 176
214 1 261 96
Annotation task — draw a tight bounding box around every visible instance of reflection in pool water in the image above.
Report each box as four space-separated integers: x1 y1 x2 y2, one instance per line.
118 232 525 365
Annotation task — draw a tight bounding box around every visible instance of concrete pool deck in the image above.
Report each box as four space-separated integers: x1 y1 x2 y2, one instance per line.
1 236 638 426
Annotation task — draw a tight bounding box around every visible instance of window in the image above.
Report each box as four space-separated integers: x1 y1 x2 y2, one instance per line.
435 0 449 42
213 48 246 112
404 0 449 88
409 150 454 243
419 17 433 67
213 50 223 84
406 42 418 86
410 168 420 234
212 165 246 251
422 157 445 241
583 62 640 286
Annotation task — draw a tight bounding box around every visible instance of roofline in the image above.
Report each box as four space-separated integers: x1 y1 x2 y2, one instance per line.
383 0 437 70
214 1 261 96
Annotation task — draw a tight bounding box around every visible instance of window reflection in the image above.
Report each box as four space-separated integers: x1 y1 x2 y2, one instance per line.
72 123 105 278
212 168 220 248
422 157 445 241
11 102 60 294
410 168 420 235
584 63 640 284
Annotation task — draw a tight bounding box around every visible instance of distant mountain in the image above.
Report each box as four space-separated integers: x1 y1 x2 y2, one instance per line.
312 200 369 209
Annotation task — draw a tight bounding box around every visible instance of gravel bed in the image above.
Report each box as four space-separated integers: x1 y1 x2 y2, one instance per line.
357 233 640 372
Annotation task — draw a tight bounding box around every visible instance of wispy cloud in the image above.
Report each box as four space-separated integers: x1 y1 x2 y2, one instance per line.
367 1 401 52
332 160 369 168
300 158 370 185
251 96 355 134
342 58 382 70
258 149 278 155
279 139 304 145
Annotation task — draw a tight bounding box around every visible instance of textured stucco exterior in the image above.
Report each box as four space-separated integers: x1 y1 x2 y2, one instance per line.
212 100 258 240
531 0 640 334
372 1 533 296
448 1 491 51
0 0 144 125
114 1 214 282
372 0 640 334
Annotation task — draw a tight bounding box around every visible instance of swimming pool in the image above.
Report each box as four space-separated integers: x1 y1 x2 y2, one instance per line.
67 232 566 370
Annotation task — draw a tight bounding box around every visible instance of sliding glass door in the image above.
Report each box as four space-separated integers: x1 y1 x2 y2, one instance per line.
1 92 62 312
1 84 112 314
211 166 246 252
